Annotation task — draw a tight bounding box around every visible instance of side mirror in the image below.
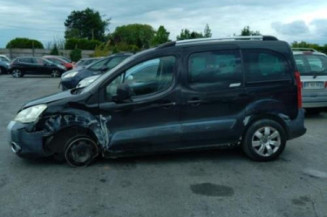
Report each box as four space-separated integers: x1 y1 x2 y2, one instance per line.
113 83 132 103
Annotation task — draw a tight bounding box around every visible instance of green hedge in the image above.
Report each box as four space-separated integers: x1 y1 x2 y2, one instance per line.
6 38 44 49
65 38 102 50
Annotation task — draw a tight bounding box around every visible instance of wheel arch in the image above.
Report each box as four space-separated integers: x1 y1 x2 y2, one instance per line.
242 113 289 140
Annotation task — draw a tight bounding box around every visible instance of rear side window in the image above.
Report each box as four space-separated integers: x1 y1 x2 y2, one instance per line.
19 58 34 64
243 50 290 82
294 54 327 75
188 50 242 91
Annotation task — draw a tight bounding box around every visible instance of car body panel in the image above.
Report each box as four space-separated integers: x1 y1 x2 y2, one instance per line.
8 38 306 159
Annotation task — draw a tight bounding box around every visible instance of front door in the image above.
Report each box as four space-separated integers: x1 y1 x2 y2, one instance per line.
98 55 182 154
180 47 249 147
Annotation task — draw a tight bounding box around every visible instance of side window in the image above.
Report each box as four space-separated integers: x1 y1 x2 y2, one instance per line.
243 50 290 82
105 56 175 100
188 50 242 91
20 58 33 64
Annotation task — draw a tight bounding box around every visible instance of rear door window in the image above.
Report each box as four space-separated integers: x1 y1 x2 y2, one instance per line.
19 58 34 64
188 50 243 91
243 49 291 83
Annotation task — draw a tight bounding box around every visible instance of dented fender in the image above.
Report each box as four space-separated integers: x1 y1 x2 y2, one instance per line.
40 109 112 149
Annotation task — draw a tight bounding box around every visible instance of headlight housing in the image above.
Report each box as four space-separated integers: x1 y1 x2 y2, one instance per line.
14 104 47 123
62 71 78 79
77 75 100 88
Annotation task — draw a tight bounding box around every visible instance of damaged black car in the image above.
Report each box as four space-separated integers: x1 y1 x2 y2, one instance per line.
8 36 306 167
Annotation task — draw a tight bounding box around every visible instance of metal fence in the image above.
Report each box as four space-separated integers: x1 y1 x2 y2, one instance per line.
0 48 94 60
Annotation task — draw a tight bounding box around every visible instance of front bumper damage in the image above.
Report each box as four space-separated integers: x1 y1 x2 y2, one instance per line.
7 110 111 158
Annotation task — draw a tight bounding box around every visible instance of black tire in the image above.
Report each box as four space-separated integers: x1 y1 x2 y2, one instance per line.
64 135 99 167
306 108 321 115
50 69 60 78
0 66 6 75
242 119 286 161
12 69 23 78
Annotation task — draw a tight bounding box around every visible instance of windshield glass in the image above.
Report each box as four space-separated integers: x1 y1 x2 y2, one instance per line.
87 58 108 71
294 54 327 75
82 55 135 93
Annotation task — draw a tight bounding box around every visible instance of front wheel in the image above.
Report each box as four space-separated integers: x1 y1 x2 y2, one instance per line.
242 119 286 161
12 69 23 78
64 135 99 167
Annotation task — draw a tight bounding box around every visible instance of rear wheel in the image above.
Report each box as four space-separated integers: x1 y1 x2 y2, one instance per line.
0 67 5 75
242 119 286 161
12 69 23 78
50 69 60 78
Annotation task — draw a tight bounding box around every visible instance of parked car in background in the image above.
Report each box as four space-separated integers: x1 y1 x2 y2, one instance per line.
60 53 132 90
8 36 306 166
43 55 73 70
74 57 103 70
0 54 10 63
293 48 327 113
0 56 10 74
10 57 67 78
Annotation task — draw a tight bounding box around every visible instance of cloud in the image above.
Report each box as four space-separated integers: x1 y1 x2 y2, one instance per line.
1 0 327 47
310 19 327 37
271 21 310 35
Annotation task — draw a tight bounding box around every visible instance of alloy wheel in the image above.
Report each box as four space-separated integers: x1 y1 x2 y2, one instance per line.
251 126 281 157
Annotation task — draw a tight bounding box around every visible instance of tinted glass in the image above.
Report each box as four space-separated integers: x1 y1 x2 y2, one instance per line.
294 54 327 75
105 56 175 100
243 49 290 82
88 58 108 71
188 50 242 91
105 56 128 70
19 58 34 63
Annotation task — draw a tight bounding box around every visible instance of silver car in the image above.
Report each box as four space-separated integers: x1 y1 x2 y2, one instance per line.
293 48 327 113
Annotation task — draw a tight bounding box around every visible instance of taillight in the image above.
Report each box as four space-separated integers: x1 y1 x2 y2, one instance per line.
295 71 302 108
325 81 327 88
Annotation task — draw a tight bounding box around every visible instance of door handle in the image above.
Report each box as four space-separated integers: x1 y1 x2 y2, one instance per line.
159 101 176 109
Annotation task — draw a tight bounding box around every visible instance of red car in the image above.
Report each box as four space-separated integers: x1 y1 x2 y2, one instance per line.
43 55 73 70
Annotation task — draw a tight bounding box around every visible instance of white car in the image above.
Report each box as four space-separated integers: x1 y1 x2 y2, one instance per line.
293 48 327 113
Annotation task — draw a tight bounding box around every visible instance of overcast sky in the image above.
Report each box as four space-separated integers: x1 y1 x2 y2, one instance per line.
1 0 327 48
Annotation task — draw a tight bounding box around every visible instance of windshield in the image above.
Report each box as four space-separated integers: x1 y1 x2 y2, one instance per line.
87 58 108 71
294 54 327 75
82 55 135 93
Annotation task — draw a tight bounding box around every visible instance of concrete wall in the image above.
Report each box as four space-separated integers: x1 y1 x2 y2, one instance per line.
0 48 94 60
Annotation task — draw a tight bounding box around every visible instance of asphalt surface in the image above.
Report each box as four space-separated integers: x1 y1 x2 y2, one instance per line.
0 74 326 217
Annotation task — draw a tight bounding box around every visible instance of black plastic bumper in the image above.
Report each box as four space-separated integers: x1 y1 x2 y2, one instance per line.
286 109 306 140
7 121 49 158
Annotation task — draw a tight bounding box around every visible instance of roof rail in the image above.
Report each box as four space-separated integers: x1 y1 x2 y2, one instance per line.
176 35 278 45
292 48 318 52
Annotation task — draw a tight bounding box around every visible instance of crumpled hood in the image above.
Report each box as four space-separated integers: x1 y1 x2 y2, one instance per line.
23 90 74 108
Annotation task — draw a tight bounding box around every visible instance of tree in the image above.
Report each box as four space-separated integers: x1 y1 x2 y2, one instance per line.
65 8 110 41
70 48 82 62
50 44 59 55
176 29 204 40
111 24 155 50
65 38 102 50
6 38 44 49
240 26 261 36
204 24 212 38
152 25 170 46
291 41 327 54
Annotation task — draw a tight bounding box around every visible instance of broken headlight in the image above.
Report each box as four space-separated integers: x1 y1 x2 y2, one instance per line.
15 104 47 123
